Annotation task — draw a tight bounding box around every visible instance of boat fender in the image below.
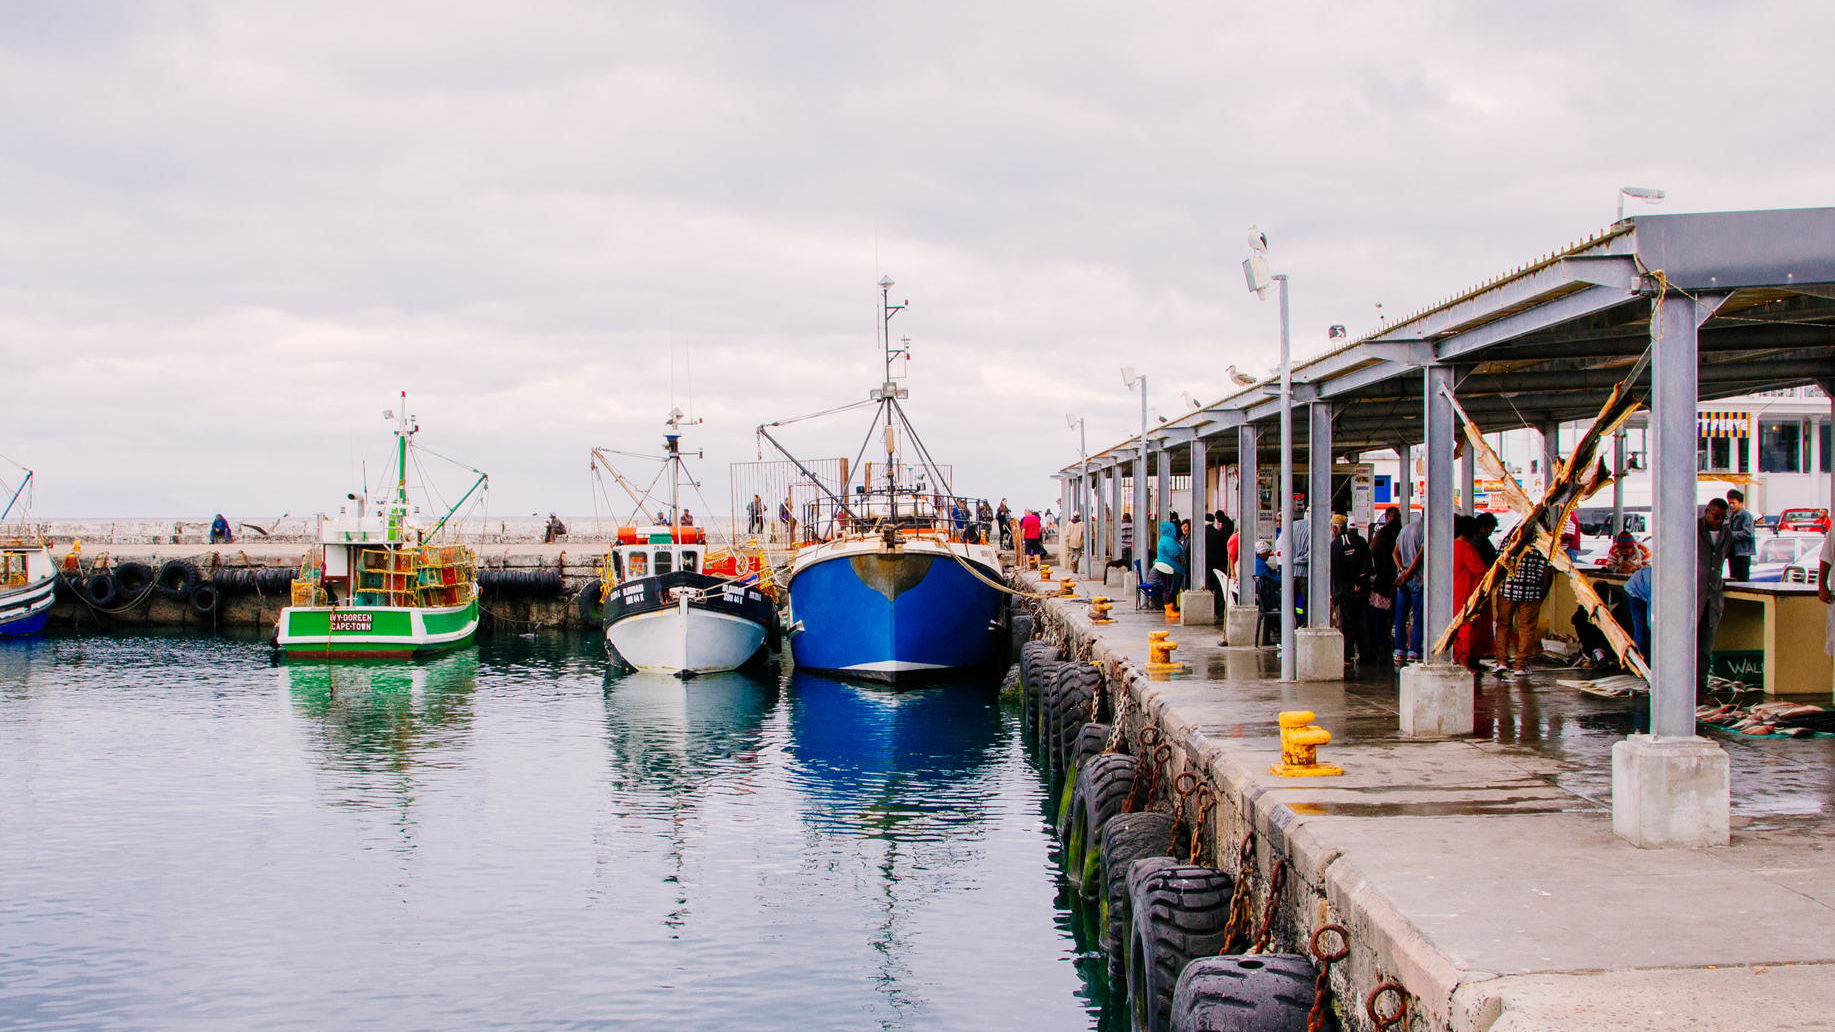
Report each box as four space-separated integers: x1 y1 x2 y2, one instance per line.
81 572 119 608
190 582 220 614
577 581 606 627
114 561 154 601
155 560 200 602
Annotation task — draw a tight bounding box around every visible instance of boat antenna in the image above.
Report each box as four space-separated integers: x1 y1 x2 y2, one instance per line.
875 275 908 518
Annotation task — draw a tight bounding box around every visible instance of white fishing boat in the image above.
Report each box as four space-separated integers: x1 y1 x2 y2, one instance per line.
594 411 777 676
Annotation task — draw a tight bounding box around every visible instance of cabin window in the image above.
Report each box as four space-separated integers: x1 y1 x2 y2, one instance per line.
682 549 700 573
627 552 647 578
653 549 674 575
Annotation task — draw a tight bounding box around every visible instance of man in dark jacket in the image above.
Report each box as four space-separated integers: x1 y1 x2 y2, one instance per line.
1329 513 1373 665
1697 498 1734 691
1204 512 1230 617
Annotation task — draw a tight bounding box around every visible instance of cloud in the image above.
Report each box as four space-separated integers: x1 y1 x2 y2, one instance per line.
3 0 1832 517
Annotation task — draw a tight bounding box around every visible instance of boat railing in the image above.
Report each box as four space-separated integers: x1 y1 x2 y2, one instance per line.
791 492 993 546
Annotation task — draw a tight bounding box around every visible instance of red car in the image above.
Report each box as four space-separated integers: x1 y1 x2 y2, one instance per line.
1775 507 1831 534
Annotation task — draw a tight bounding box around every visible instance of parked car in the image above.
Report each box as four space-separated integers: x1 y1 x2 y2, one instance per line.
1775 507 1830 534
1782 536 1831 584
1755 513 1780 533
1751 533 1824 582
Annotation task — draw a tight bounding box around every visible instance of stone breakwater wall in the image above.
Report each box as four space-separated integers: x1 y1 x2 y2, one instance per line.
45 547 609 633
29 516 749 546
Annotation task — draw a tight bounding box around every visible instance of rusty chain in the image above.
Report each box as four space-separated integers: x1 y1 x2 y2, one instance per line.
1087 661 1105 724
1219 832 1257 954
1168 771 1199 854
1366 981 1408 1032
1187 784 1215 865
1307 923 1350 1032
1251 860 1287 955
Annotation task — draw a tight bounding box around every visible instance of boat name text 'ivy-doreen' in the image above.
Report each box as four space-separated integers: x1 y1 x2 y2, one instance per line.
331 613 374 632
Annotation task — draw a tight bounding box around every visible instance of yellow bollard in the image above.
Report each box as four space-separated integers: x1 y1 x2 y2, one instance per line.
1269 710 1343 777
1146 630 1186 673
1039 565 1054 581
1058 576 1076 597
1089 596 1114 623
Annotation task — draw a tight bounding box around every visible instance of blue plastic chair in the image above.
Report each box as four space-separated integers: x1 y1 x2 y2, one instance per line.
1135 559 1165 611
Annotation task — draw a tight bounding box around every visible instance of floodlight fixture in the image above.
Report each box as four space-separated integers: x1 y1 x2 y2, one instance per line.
1065 413 1081 430
878 274 895 290
1121 366 1139 389
1616 186 1666 222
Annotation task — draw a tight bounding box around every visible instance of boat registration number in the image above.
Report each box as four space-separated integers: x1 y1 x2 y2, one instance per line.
330 613 373 632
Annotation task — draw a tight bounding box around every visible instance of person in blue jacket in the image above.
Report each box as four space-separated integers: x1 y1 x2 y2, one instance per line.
1152 519 1187 607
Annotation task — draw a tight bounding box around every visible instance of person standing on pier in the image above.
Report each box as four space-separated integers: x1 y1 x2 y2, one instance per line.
1697 498 1734 691
1494 542 1551 677
1020 508 1043 558
1151 520 1186 611
1726 489 1755 582
1329 513 1372 668
1064 513 1085 568
996 499 1012 548
1205 512 1230 616
1391 510 1426 664
746 494 764 535
1368 507 1401 661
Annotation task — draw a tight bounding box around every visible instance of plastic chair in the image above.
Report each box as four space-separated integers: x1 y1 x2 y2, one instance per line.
1135 559 1165 611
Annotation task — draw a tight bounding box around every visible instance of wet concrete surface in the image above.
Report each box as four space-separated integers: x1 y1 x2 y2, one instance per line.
1031 575 1835 1029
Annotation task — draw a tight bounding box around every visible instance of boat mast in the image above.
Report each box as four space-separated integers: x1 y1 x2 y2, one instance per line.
392 391 413 540
877 275 908 519
666 409 682 530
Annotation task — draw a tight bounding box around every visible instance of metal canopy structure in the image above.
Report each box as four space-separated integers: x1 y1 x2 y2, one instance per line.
1061 207 1835 846
1071 208 1835 478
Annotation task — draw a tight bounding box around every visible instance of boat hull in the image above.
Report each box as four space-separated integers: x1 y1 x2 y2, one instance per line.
0 575 55 638
785 540 1006 682
603 572 775 675
276 597 479 660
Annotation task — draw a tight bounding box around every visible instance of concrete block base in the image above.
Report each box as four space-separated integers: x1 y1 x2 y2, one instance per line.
1179 590 1215 626
1224 605 1259 648
1398 662 1474 737
1295 626 1343 680
1122 570 1139 595
1611 735 1730 848
1104 567 1124 590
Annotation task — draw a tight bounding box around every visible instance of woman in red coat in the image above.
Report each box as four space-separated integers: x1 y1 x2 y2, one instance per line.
1452 514 1495 671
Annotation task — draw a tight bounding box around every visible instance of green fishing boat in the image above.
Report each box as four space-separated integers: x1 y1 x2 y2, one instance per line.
276 393 488 660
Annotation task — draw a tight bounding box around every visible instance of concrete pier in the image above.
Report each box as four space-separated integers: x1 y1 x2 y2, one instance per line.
1020 567 1835 1032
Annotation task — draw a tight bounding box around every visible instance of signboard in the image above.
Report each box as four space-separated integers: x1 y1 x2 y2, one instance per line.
330 612 373 633
1255 469 1277 542
1350 465 1375 526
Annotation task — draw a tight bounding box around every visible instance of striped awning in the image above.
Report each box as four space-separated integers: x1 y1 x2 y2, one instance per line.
1698 411 1749 438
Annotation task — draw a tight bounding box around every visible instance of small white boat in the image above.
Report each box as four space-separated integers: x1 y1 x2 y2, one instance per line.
0 461 55 639
595 412 777 677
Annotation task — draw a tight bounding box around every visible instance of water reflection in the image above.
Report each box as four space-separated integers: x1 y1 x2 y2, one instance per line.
284 653 479 786
600 670 779 794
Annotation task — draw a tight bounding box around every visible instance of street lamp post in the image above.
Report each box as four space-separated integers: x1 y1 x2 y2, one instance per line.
1122 368 1149 587
1066 414 1088 577
1244 228 1295 680
1616 185 1666 223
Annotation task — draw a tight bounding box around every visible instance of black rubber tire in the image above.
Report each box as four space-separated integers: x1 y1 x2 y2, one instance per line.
1170 954 1329 1032
1064 751 1137 895
113 561 154 600
190 582 219 615
1030 660 1067 753
1009 611 1036 658
81 572 118 609
155 559 199 602
1019 642 1053 726
1050 664 1097 775
1129 864 1238 1032
1101 814 1177 983
1056 725 1117 842
577 581 605 627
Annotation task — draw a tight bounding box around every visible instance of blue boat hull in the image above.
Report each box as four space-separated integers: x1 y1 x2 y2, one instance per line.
0 576 55 638
787 547 1006 682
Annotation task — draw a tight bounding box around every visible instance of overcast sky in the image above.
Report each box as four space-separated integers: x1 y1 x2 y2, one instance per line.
4 0 1831 518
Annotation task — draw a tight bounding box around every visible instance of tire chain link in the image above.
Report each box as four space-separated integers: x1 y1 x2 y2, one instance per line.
1307 924 1350 1032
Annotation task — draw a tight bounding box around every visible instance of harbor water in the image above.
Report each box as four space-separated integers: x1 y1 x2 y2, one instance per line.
0 633 1106 1031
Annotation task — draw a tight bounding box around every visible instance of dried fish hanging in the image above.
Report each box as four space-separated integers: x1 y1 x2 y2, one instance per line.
1430 354 1652 681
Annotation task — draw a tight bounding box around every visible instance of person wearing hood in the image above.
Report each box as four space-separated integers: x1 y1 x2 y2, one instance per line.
1152 519 1187 611
1064 513 1085 567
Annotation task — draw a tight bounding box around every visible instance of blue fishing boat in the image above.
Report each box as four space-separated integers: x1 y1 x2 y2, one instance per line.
761 277 1007 682
0 462 54 638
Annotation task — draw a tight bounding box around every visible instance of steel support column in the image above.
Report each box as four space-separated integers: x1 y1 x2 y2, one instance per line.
1424 367 1456 659
1541 422 1560 490
1157 447 1173 528
1308 402 1332 628
1612 431 1627 537
1460 447 1476 516
1238 424 1259 606
1650 298 1701 738
1190 439 1208 590
1092 470 1107 573
1111 466 1125 567
1396 442 1413 516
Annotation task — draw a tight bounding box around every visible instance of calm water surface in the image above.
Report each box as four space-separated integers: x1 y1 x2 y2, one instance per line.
0 632 1104 1031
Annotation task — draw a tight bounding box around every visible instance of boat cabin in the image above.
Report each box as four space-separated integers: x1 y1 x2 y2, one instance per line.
610 526 707 583
293 501 475 609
